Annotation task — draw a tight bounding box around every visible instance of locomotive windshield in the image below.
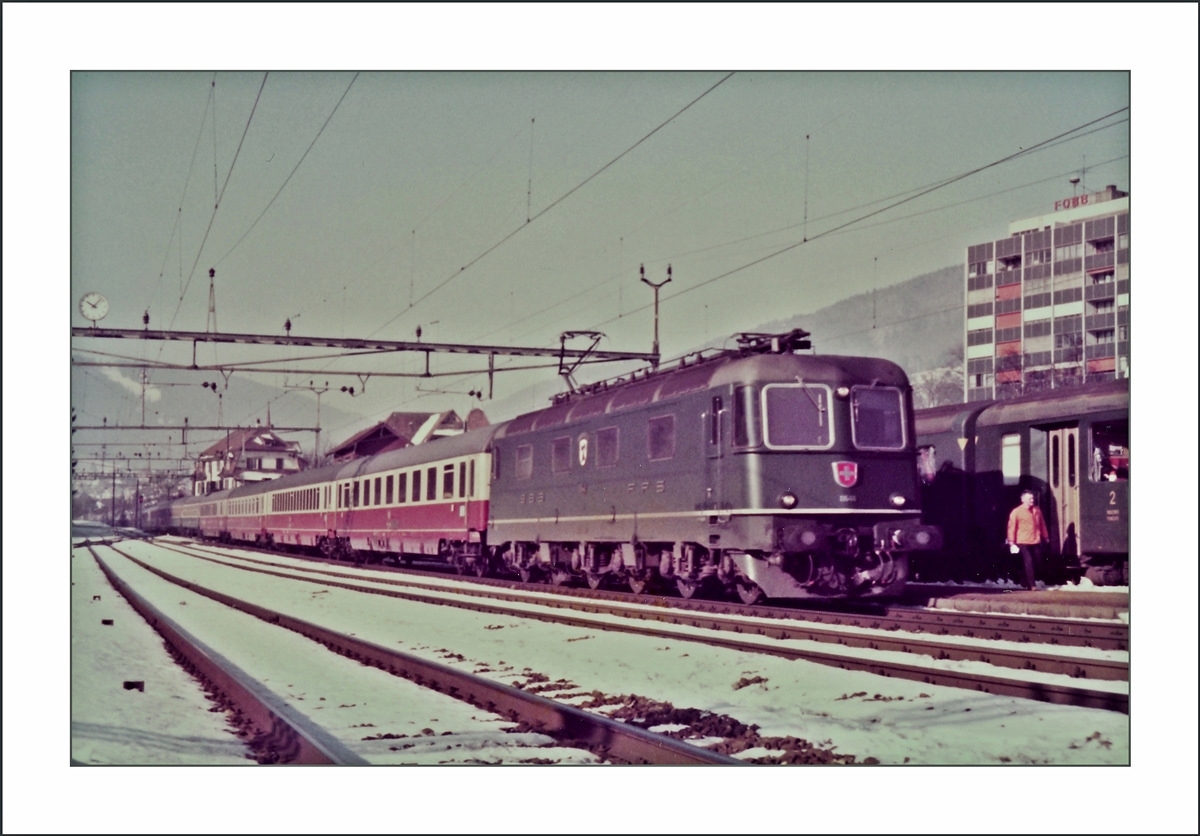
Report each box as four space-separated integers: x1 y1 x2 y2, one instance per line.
851 385 906 450
762 384 832 448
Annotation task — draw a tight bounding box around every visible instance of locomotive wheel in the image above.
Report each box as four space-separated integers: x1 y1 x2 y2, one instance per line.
676 578 699 599
473 558 489 578
735 581 764 606
628 575 647 594
517 566 533 583
585 572 604 590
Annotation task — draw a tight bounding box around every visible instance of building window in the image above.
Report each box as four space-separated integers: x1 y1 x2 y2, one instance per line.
967 302 994 318
967 328 993 347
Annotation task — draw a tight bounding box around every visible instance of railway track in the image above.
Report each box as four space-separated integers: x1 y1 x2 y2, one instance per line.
175 538 1130 650
89 544 740 765
144 539 1129 713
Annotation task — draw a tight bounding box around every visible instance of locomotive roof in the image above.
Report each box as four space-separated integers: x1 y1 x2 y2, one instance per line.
496 345 907 439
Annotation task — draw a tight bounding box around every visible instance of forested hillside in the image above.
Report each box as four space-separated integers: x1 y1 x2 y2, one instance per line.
756 264 963 376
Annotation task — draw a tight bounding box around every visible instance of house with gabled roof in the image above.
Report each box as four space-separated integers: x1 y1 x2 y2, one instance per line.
194 427 305 495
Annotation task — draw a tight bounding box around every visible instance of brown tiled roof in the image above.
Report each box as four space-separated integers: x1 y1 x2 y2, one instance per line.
197 428 297 458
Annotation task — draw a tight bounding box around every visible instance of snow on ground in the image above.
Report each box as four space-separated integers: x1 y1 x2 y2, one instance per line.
74 546 599 766
9 528 1193 834
69 549 253 766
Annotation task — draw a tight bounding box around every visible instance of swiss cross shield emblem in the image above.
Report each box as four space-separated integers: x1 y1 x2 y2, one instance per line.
833 461 858 488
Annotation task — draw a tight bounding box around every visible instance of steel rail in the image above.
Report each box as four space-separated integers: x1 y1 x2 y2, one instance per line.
86 546 367 765
106 544 741 765
153 541 1129 712
171 542 1128 681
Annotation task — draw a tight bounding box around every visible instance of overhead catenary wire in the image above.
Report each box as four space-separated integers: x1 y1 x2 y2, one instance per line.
213 72 359 267
588 107 1130 329
367 72 737 338
172 73 270 323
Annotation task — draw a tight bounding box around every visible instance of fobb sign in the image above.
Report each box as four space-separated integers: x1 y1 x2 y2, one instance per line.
1054 194 1092 211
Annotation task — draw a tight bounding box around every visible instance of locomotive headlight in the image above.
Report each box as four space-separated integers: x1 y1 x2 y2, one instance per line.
913 529 932 546
799 529 818 547
889 492 907 508
835 386 851 399
780 491 798 509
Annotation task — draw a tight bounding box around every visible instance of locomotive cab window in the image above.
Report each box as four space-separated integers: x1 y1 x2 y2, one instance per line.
733 385 760 447
648 415 676 461
516 445 533 480
551 436 572 473
762 383 832 448
851 385 905 450
596 427 618 467
1090 420 1129 482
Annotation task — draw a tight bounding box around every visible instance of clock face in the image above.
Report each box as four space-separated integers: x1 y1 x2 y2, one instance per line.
80 292 108 322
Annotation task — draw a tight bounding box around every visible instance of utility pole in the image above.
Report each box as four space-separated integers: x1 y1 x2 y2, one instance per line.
640 263 671 367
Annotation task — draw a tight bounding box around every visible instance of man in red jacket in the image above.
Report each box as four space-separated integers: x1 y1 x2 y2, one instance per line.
1007 489 1050 590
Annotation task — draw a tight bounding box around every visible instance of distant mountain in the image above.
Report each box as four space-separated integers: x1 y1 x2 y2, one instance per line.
754 264 963 375
484 265 967 421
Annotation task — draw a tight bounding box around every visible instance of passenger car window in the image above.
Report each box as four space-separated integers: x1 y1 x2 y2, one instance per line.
1090 420 1129 482
1002 433 1021 486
